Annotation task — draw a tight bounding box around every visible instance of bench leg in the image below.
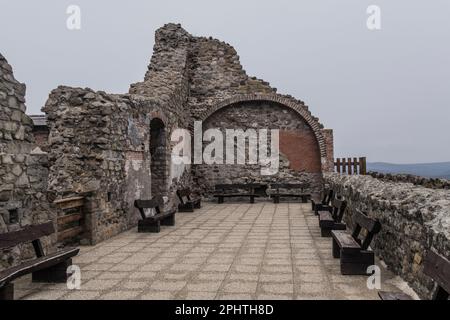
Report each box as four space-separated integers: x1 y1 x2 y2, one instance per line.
321 228 332 237
301 195 309 203
218 196 224 204
138 219 160 233
0 283 14 300
273 196 280 204
32 259 72 283
250 196 255 204
332 238 341 258
194 200 201 209
340 251 375 275
178 203 194 212
161 214 175 226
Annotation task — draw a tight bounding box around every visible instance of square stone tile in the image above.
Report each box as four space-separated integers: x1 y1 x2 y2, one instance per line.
82 279 121 291
186 281 222 292
141 291 175 300
64 290 102 300
100 290 142 300
151 280 187 291
222 281 258 294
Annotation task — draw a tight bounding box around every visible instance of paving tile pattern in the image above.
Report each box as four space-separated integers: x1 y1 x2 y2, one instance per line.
16 202 407 300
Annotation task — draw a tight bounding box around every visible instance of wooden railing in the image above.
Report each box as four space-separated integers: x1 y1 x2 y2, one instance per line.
334 157 367 175
54 196 85 243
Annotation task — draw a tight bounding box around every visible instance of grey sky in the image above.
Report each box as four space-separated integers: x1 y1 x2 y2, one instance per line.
1 0 449 163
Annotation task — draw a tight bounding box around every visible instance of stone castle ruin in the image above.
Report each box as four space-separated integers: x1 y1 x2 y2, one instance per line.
38 23 333 244
1 24 448 299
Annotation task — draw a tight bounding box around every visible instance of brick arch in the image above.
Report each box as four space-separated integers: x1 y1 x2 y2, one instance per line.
197 94 327 167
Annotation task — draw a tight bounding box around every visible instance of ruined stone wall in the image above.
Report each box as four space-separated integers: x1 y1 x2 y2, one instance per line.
0 54 56 270
368 171 450 190
324 173 450 299
41 23 333 244
195 100 323 196
43 87 156 244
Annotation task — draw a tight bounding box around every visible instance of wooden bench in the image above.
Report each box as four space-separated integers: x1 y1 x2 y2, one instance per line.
177 188 201 212
214 184 266 204
331 210 381 275
134 196 176 233
0 222 79 300
269 183 311 203
379 250 450 300
318 197 347 237
311 188 334 214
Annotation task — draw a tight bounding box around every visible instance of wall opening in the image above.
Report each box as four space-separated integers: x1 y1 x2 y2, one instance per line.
150 118 167 197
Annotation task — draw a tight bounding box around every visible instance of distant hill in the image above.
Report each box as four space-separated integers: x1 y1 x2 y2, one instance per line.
367 162 450 180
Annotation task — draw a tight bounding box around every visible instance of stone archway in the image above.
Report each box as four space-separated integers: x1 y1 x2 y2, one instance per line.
197 94 328 172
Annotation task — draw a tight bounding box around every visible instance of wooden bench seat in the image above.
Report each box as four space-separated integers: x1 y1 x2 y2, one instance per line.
318 198 347 237
269 183 311 203
311 189 334 214
0 222 79 300
177 188 201 212
135 196 176 233
379 250 450 300
214 184 266 204
331 210 381 275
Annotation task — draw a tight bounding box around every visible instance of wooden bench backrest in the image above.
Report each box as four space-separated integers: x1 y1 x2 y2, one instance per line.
215 184 265 191
351 210 381 250
177 189 192 204
134 196 164 219
423 250 450 300
323 189 334 205
271 183 309 191
0 222 54 250
331 197 347 222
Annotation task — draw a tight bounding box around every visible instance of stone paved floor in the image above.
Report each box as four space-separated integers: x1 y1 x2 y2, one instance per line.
15 202 414 300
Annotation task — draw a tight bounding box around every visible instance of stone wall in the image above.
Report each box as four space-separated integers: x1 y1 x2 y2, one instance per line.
40 23 333 244
0 54 56 271
195 100 323 196
324 173 450 299
368 171 450 189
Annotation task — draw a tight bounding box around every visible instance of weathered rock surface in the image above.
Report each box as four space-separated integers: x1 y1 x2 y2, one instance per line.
325 173 450 299
0 54 56 271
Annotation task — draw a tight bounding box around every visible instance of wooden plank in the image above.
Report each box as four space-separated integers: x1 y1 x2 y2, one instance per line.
331 230 360 249
353 157 358 175
359 157 364 175
135 196 164 209
0 248 79 286
0 222 54 250
348 157 352 175
378 291 413 300
54 198 84 210
336 158 341 174
341 158 346 174
57 213 82 226
57 226 83 242
361 157 367 175
423 250 450 295
353 210 381 233
53 196 84 204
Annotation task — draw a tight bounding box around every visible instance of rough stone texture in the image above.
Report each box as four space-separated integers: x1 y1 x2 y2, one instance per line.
40 23 332 244
324 173 450 299
0 54 56 271
368 171 450 189
195 100 323 196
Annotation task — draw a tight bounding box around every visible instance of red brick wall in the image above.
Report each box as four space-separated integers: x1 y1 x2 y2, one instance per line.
279 130 322 173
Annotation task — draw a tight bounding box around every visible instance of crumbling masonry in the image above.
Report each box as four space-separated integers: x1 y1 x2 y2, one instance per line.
41 23 334 244
1 23 449 299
